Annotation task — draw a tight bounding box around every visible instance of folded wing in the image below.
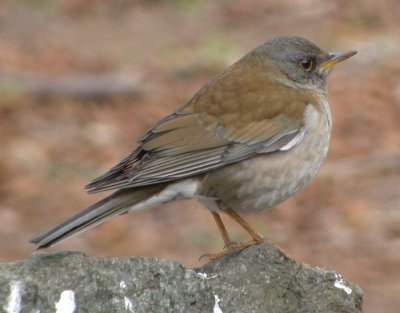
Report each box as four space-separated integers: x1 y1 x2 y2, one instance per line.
85 64 310 193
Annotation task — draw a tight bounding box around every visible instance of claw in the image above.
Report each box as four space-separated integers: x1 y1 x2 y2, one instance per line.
199 241 239 261
199 238 264 261
223 241 238 250
199 253 212 261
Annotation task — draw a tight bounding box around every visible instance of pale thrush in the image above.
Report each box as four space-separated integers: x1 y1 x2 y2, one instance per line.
31 36 356 259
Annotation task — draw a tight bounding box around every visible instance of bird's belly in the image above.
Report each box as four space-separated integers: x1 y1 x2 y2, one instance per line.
203 128 330 214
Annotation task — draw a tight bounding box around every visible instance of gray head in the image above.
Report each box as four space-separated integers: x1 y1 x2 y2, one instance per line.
253 36 356 91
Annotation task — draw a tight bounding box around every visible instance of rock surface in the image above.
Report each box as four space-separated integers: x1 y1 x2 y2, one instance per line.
0 243 363 313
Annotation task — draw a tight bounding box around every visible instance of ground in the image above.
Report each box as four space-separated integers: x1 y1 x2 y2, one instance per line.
0 1 399 312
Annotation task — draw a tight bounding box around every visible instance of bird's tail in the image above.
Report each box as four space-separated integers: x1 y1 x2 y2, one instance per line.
30 185 164 249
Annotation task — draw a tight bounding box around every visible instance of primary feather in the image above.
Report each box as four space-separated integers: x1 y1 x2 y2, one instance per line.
85 58 309 193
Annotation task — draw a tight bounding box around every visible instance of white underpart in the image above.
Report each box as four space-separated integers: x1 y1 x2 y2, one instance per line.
213 295 223 313
120 281 127 289
199 198 220 213
5 281 23 313
55 290 76 313
334 273 352 295
303 103 323 130
129 179 200 212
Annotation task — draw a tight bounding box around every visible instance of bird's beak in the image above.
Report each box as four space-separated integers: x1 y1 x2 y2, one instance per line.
319 50 357 70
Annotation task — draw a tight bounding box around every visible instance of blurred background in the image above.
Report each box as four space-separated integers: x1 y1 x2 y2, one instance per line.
0 0 399 312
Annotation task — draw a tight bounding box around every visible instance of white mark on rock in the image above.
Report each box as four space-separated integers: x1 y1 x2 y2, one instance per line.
55 290 76 313
334 273 352 295
124 296 135 312
5 281 23 313
197 272 218 280
213 294 223 313
119 280 134 312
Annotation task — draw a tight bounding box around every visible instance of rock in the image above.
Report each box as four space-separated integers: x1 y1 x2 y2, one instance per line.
0 243 363 313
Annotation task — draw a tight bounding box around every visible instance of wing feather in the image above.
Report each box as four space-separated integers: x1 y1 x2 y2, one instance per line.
85 62 312 193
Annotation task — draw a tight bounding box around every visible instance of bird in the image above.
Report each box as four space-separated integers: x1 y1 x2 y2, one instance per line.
30 36 356 259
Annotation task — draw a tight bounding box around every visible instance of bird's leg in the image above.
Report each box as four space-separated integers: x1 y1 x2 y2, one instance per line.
210 211 237 249
200 208 264 261
224 207 292 260
222 207 264 243
199 212 238 260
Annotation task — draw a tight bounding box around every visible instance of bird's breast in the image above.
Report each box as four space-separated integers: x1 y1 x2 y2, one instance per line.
202 99 331 214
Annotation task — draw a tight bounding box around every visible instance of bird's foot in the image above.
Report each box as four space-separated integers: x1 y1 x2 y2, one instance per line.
199 237 264 261
272 243 293 260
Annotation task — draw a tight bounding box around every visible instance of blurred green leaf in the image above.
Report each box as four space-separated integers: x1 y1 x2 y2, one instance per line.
167 0 203 17
0 79 25 106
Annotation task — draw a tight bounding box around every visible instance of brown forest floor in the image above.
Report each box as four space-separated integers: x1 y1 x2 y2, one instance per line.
0 1 400 312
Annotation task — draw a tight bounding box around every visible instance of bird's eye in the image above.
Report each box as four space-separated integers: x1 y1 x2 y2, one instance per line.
299 58 314 72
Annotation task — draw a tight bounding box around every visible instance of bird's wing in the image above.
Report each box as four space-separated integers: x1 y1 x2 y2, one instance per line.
85 64 313 193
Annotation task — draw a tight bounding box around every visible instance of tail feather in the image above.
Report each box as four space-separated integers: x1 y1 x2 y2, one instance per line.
30 186 162 249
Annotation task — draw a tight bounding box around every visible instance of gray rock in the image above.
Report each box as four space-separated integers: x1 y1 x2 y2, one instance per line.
0 243 363 313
